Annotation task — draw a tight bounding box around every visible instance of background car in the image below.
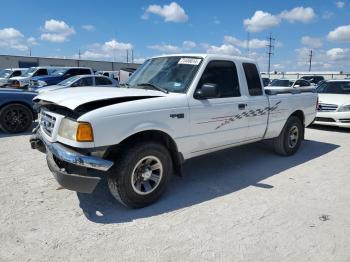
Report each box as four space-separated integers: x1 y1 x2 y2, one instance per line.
301 75 325 85
268 78 312 88
30 67 93 88
314 80 350 128
0 88 37 133
35 75 118 93
0 68 27 87
8 67 58 88
261 77 270 86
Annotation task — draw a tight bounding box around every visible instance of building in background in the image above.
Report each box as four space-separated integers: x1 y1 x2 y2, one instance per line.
0 54 140 72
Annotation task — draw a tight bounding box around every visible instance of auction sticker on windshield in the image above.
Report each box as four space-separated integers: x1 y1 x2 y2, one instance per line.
178 58 201 65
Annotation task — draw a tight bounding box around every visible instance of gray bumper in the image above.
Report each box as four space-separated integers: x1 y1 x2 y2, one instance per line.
30 129 114 193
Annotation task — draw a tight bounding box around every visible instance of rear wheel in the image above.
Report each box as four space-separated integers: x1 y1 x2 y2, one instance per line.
108 141 173 208
0 104 33 133
273 116 304 156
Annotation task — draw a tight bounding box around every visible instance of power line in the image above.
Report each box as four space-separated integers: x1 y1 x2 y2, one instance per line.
308 50 313 72
266 33 275 77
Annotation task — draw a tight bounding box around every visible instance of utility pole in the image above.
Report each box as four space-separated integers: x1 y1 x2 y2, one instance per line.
266 33 275 78
126 49 129 63
131 49 134 63
246 32 250 57
308 50 313 72
29 48 31 57
78 49 81 60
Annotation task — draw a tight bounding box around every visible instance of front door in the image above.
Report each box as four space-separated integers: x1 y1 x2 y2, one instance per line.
188 60 249 154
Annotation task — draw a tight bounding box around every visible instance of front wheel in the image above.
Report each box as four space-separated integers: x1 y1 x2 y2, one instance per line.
0 103 33 133
108 141 173 208
273 116 304 156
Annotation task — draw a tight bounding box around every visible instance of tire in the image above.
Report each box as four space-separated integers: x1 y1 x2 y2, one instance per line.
108 141 173 208
0 103 33 133
273 116 304 156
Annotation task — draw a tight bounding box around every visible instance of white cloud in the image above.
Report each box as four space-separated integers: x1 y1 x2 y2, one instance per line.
40 19 75 42
182 40 196 49
244 11 280 32
102 39 133 51
206 44 241 56
326 48 350 61
336 1 345 8
77 39 133 61
279 7 316 23
0 28 28 51
327 24 350 42
27 37 38 46
82 24 95 31
243 7 316 32
148 44 181 53
301 36 323 48
148 40 197 53
224 36 269 49
322 11 334 19
213 17 220 25
142 2 188 23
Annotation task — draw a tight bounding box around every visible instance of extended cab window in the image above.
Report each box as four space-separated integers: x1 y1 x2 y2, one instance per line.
35 69 48 76
79 69 92 75
243 63 263 96
95 77 112 85
12 70 22 77
198 60 240 98
75 77 93 86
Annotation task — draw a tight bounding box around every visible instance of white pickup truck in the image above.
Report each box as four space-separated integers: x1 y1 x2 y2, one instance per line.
30 54 317 208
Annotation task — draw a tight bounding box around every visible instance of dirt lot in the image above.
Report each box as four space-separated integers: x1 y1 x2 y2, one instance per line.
0 126 349 262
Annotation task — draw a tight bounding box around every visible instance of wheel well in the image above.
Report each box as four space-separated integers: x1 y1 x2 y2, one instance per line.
290 110 305 126
108 130 184 176
0 101 35 117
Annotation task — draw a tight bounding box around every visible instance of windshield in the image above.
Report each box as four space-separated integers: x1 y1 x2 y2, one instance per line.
57 75 80 86
270 79 293 87
126 56 203 93
51 69 67 76
0 69 12 78
22 67 36 77
316 81 350 94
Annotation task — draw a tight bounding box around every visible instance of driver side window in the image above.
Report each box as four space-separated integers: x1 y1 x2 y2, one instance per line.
197 60 240 98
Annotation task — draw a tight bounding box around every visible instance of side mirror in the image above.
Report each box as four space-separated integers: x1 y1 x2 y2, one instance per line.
194 83 219 99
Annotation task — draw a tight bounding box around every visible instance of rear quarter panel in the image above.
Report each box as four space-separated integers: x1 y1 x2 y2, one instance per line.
264 92 317 139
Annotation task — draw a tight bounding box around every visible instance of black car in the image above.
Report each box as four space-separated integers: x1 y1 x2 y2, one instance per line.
0 88 37 133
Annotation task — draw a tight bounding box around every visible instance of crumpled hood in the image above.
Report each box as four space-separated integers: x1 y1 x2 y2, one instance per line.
318 93 350 106
34 87 166 110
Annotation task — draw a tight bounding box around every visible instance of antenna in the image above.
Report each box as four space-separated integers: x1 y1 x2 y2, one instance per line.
266 33 275 77
308 50 313 72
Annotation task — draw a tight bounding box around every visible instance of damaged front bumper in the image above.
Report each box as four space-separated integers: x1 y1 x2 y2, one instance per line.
30 129 114 193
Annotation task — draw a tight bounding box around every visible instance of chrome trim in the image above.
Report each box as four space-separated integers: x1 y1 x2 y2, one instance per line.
38 129 113 171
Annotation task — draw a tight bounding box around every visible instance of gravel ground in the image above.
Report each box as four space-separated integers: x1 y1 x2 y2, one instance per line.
0 125 349 262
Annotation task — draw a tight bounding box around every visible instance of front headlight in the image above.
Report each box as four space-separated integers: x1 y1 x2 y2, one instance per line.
58 118 94 142
338 104 350 112
38 80 47 87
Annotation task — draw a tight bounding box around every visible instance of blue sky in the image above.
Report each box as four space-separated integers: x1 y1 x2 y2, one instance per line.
0 0 349 71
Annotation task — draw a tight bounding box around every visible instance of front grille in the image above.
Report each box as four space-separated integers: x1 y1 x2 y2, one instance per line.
317 103 338 112
315 117 336 122
40 111 56 136
339 119 350 123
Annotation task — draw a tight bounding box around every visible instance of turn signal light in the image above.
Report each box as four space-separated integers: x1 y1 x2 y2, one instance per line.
76 122 94 142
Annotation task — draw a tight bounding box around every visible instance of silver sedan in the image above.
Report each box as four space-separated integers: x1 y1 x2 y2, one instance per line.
35 75 118 93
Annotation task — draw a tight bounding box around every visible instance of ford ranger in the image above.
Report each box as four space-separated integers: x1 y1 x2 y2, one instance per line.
30 54 318 208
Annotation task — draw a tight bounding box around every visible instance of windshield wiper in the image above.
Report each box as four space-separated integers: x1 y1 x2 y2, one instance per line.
137 83 169 94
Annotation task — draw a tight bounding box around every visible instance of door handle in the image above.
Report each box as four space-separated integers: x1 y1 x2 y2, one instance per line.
238 103 247 110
